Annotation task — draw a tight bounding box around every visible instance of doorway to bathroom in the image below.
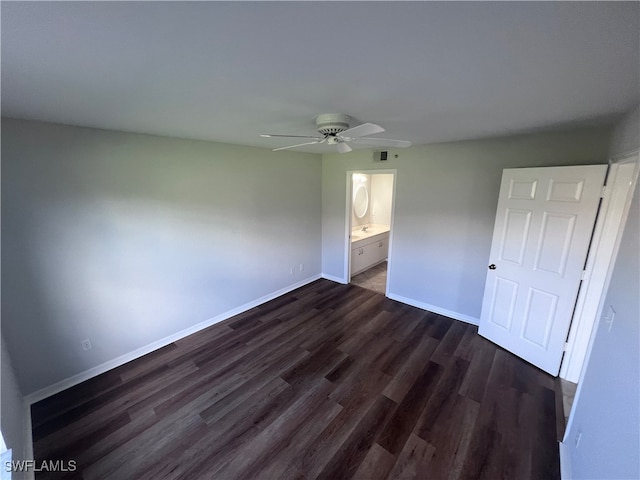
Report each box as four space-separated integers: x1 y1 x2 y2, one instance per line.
346 170 396 295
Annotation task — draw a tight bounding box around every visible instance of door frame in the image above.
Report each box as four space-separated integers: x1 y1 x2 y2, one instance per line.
560 152 640 382
344 169 397 296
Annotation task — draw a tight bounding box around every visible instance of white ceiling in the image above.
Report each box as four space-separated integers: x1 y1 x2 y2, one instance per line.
2 2 638 153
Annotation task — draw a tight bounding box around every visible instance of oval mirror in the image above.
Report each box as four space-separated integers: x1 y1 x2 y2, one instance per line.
353 184 369 218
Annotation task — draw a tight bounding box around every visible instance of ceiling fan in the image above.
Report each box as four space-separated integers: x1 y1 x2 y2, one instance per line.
260 113 411 153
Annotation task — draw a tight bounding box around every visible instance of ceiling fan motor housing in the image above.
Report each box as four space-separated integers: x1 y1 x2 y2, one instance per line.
316 113 351 135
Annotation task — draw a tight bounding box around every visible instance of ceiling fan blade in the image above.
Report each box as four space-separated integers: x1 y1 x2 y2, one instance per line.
272 139 324 151
338 123 385 139
336 142 352 153
261 134 323 139
351 137 412 148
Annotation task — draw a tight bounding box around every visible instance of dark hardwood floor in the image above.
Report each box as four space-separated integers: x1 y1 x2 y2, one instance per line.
31 279 562 480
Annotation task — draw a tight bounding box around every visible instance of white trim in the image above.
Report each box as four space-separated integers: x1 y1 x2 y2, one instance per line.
563 153 640 443
345 169 398 291
559 441 572 479
560 156 639 382
321 273 347 284
344 172 354 283
385 173 398 298
24 274 321 405
386 292 480 325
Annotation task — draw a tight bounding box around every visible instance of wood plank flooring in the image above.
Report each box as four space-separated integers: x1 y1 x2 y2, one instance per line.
31 280 561 480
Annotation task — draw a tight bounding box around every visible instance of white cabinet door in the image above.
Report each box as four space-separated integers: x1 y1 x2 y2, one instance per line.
479 165 606 376
362 242 378 268
351 246 367 274
375 238 388 263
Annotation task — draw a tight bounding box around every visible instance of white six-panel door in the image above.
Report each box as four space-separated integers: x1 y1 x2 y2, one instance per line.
479 165 607 375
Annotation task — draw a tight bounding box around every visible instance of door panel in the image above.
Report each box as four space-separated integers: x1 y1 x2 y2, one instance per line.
508 178 538 200
479 165 606 375
500 209 532 264
521 287 557 348
534 212 576 275
489 277 519 330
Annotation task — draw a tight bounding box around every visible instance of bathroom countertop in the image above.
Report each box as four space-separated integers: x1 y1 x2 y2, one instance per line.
350 224 390 243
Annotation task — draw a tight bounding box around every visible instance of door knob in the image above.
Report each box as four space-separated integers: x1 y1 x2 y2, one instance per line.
488 264 496 270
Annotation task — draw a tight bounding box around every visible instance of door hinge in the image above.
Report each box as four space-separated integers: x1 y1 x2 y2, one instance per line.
564 342 570 352
581 270 587 280
601 185 607 198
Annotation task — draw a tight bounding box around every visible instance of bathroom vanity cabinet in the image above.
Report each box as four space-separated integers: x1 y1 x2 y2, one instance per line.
351 231 389 275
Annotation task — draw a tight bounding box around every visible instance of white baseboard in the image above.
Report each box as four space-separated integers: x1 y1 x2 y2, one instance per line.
559 441 571 479
318 278 480 326
24 274 321 405
386 292 480 326
321 273 347 284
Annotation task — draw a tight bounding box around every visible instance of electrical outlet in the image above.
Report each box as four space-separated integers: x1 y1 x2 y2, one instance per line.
604 305 616 332
299 263 304 272
81 338 92 351
289 267 295 276
574 429 582 448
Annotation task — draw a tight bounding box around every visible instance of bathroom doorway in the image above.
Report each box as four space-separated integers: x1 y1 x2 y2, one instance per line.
347 170 396 295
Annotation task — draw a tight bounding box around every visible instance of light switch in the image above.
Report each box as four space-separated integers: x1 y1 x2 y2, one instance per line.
603 305 616 332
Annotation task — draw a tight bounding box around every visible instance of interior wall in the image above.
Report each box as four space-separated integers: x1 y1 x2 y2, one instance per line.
1 118 322 395
609 105 639 157
370 174 393 226
563 106 639 479
322 126 613 321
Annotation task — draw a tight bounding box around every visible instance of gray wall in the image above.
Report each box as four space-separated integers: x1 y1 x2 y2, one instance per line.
610 105 640 157
563 106 639 479
322 127 613 320
2 119 322 395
